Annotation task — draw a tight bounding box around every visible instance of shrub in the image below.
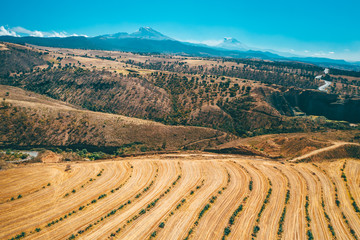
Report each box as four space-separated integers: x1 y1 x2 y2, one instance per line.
249 180 253 191
224 227 231 236
252 225 260 235
307 230 314 240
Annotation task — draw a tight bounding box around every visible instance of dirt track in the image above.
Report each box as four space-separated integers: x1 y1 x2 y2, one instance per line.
1 154 359 240
291 142 360 162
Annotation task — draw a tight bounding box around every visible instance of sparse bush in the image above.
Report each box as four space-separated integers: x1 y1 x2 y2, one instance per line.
224 227 231 236
249 180 253 191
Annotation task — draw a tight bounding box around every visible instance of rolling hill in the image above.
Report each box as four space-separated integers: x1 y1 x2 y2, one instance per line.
0 85 229 152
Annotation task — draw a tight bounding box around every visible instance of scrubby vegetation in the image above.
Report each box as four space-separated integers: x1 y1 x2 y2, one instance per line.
340 161 360 214
252 179 272 238
222 196 248 239
2 43 360 240
184 169 231 240
106 173 182 239
0 150 30 162
277 189 290 238
304 195 313 240
149 181 204 239
4 158 360 240
1 42 359 144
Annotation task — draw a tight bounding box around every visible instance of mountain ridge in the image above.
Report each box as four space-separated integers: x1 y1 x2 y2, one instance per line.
0 27 359 71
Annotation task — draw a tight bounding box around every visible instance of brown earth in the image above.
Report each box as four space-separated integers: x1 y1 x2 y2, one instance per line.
0 85 231 151
0 154 359 240
38 150 62 163
215 131 360 160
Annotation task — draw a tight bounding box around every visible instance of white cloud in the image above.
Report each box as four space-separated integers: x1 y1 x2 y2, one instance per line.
48 31 68 38
12 26 44 37
0 26 18 37
70 33 88 37
329 51 335 54
9 26 87 38
47 31 87 38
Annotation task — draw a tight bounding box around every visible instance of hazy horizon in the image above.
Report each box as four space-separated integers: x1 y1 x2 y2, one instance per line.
1 0 359 61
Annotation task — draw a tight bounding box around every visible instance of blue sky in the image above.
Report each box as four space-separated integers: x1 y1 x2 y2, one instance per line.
1 0 359 61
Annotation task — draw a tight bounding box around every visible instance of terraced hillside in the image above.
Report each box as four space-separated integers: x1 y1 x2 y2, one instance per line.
1 154 359 240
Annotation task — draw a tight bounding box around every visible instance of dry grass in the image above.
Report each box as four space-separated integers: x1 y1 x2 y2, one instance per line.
1 154 359 240
217 131 360 160
0 85 227 150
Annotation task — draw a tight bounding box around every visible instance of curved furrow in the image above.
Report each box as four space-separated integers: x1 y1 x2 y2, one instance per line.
321 160 360 238
118 161 203 240
346 160 360 207
0 162 105 238
255 162 287 240
296 164 332 240
0 165 59 203
230 162 268 239
0 163 88 207
27 160 149 240
181 163 230 240
82 160 181 239
305 164 352 238
279 164 307 240
156 160 227 240
192 160 250 239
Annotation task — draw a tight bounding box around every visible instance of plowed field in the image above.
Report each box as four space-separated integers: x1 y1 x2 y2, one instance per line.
1 154 359 240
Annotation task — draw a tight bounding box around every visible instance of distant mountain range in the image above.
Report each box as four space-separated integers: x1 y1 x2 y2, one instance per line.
1 27 359 71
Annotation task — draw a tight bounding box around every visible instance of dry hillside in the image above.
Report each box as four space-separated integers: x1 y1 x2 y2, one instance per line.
0 85 230 151
214 131 360 160
1 42 357 138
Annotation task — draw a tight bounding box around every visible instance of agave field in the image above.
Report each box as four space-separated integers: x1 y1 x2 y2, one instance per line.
1 154 360 240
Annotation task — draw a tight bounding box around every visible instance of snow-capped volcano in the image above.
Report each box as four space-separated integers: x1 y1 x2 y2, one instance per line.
217 37 248 50
96 27 172 41
129 27 172 40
